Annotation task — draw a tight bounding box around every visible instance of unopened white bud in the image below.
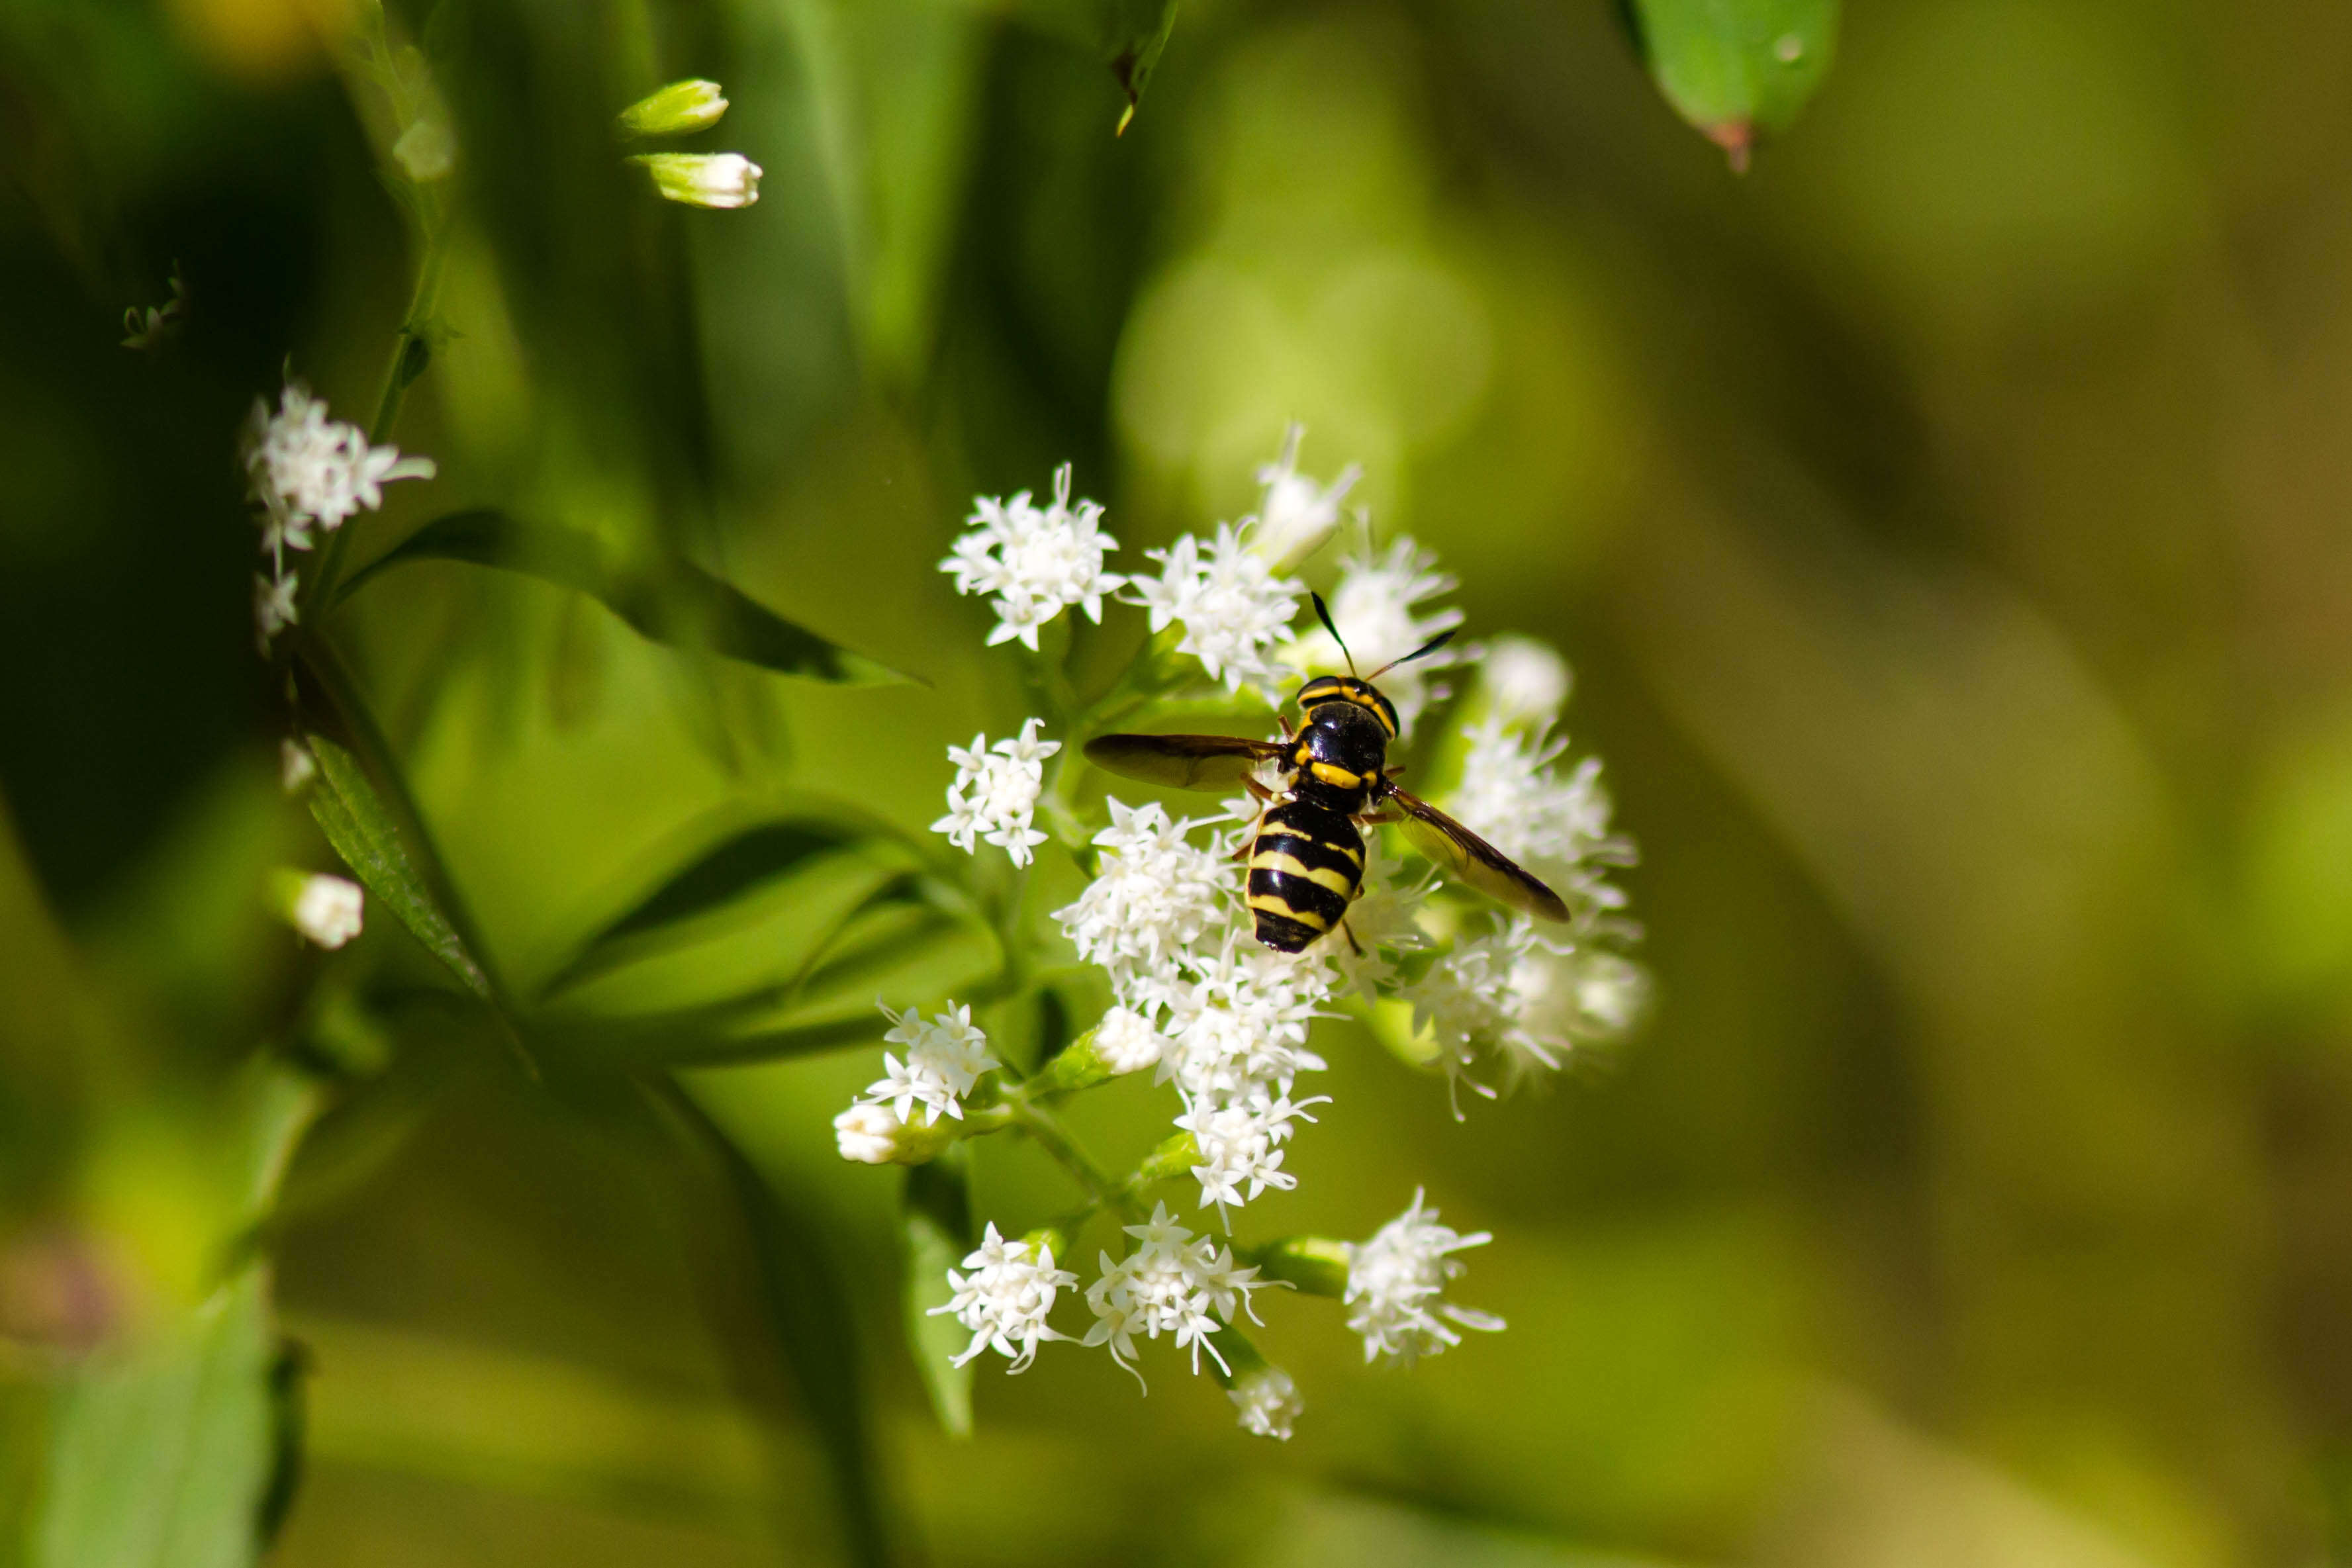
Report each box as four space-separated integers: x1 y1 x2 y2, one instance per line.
1095 1006 1168 1074
833 1102 902 1164
1482 636 1571 728
280 739 317 794
632 152 761 210
618 79 729 138
282 872 363 949
1229 1365 1302 1440
392 117 455 182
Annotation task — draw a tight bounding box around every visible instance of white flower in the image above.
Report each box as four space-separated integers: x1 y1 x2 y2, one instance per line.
931 719 1058 868
1567 949 1652 1040
1445 717 1631 919
931 1223 1078 1372
1152 935 1332 1105
1323 839 1433 1000
632 151 762 208
1481 635 1571 729
1250 424 1358 573
1279 537 1462 728
1175 1080 1329 1225
1344 1189 1504 1366
940 465 1122 651
1094 1005 1170 1074
832 1101 901 1164
1403 917 1649 1095
1082 1203 1270 1387
1228 1365 1302 1440
280 739 317 794
1053 799 1233 991
1125 522 1303 694
847 1001 997 1131
254 572 299 653
290 873 364 949
242 380 436 563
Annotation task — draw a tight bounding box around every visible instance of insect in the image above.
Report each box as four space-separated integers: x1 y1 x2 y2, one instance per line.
1084 594 1572 954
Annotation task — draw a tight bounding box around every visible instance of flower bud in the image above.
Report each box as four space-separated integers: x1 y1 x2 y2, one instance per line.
1481 635 1571 729
392 117 455 182
631 152 762 210
618 79 729 138
1249 424 1357 575
831 1101 963 1166
275 871 363 949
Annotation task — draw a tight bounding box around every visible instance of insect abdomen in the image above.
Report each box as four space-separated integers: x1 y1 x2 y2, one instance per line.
1246 800 1364 954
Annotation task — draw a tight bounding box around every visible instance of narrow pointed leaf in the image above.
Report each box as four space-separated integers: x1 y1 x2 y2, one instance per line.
337 509 908 684
1619 0 1837 169
32 1270 276 1568
538 818 866 997
902 1153 975 1438
649 1084 895 1568
302 731 494 1004
1104 0 1180 134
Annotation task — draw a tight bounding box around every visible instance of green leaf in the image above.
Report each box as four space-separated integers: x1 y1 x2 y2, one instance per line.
538 818 866 998
534 1008 882 1071
901 1154 975 1438
1021 0 1180 134
649 1084 896 1568
301 731 495 1005
1619 0 1837 169
1103 0 1179 135
339 510 908 685
32 1269 275 1568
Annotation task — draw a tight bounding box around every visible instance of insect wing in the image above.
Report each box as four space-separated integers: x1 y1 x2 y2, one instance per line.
1386 786 1572 922
1084 733 1284 793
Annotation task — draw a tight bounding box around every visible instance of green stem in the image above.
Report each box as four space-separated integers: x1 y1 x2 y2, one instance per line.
306 205 451 620
1006 1097 1136 1219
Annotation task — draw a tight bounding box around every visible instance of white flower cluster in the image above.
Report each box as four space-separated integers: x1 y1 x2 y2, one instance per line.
931 719 1060 868
1447 715 1633 923
940 465 1123 651
833 1003 997 1165
1082 1204 1272 1387
1280 537 1464 729
931 1223 1078 1373
1344 1188 1505 1365
1126 522 1304 695
1055 820 1356 1228
242 379 436 651
854 428 1650 1439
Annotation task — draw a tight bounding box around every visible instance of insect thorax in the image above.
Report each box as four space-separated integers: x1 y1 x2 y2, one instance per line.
1287 697 1389 813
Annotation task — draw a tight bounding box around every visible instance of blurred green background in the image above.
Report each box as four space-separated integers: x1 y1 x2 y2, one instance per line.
5 0 2351 1564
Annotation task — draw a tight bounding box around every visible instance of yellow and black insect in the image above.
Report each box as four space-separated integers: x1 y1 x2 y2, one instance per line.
1084 594 1572 954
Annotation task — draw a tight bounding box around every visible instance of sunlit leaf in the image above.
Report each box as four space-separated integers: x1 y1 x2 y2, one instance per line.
31 1269 274 1568
538 818 867 999
901 1152 974 1439
338 510 909 685
649 1084 895 1568
1619 0 1837 169
301 731 494 1005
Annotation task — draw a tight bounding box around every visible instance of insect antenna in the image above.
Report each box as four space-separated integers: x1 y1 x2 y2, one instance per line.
1366 627 1458 681
1310 591 1358 676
